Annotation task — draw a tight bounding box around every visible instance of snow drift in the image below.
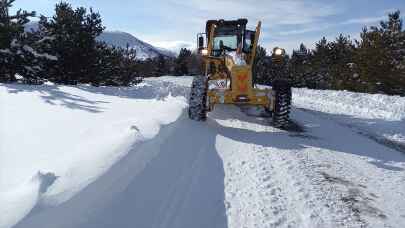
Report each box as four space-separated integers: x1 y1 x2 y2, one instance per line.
0 80 187 228
294 88 405 151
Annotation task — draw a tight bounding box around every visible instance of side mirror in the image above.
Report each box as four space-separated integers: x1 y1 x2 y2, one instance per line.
198 36 204 50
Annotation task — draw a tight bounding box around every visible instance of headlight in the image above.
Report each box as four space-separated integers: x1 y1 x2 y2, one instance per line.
201 49 209 56
273 47 285 56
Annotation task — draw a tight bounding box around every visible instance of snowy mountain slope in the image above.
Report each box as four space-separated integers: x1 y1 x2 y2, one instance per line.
23 22 175 59
96 31 176 59
2 77 405 228
23 22 38 33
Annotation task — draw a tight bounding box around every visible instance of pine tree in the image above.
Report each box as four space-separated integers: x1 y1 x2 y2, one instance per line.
154 54 167 76
187 51 204 76
329 34 356 90
119 46 140 85
310 37 332 89
39 2 104 85
0 0 35 82
174 48 191 76
289 43 312 88
94 42 140 86
253 45 268 84
356 11 405 95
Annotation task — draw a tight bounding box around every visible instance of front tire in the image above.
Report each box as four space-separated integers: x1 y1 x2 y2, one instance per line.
188 76 208 121
272 79 292 128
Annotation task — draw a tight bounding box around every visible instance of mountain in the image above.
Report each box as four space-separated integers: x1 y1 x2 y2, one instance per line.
96 31 176 59
24 22 176 59
24 21 39 33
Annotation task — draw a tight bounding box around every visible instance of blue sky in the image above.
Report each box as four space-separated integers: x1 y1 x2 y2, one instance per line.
12 0 405 53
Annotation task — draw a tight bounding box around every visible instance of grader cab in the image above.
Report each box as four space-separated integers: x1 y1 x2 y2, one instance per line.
188 19 291 128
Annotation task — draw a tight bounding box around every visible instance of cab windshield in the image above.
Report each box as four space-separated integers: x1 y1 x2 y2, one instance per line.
213 35 238 51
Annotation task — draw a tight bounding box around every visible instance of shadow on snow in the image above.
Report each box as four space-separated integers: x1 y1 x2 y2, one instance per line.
3 80 189 113
210 105 405 172
15 113 228 228
3 83 108 113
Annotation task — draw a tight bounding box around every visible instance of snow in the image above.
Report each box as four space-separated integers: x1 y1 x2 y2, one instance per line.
0 49 12 54
1 77 405 228
293 88 405 149
22 45 57 60
0 81 187 228
36 36 55 44
153 41 193 55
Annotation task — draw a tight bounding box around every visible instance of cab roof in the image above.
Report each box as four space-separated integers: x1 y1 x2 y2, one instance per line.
205 18 248 34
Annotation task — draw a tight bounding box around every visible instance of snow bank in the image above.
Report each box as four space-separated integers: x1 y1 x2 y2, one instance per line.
0 172 57 228
293 88 405 148
293 88 405 121
0 81 187 228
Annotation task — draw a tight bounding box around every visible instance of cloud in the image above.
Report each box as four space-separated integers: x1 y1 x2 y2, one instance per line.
341 16 385 25
277 24 331 36
169 0 340 27
152 0 342 50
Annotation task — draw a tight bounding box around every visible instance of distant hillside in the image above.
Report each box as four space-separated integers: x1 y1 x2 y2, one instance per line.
24 22 176 59
96 31 176 59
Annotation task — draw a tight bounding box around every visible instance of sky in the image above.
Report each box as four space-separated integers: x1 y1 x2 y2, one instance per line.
11 0 405 53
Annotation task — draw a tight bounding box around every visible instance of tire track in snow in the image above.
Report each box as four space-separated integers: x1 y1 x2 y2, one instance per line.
291 108 405 227
262 148 327 228
212 107 326 228
221 143 294 228
212 105 391 227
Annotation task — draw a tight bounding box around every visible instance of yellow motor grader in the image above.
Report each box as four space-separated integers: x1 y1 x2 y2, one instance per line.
188 19 291 128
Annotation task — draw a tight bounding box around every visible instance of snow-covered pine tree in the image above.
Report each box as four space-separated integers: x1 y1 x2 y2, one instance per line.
39 2 104 85
0 0 35 82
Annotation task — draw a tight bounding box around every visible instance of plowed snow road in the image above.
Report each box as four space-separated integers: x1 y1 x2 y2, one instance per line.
3 77 405 228
15 106 405 228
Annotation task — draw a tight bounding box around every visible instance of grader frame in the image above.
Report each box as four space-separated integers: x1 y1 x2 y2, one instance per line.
189 18 291 128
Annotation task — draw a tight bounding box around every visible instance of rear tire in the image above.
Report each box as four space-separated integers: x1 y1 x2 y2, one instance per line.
188 76 208 121
272 79 292 128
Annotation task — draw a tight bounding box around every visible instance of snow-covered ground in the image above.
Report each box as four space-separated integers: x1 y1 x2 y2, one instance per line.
0 80 187 228
294 88 405 151
1 77 405 228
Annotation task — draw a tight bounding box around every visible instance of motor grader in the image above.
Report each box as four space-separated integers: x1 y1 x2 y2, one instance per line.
188 18 291 128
